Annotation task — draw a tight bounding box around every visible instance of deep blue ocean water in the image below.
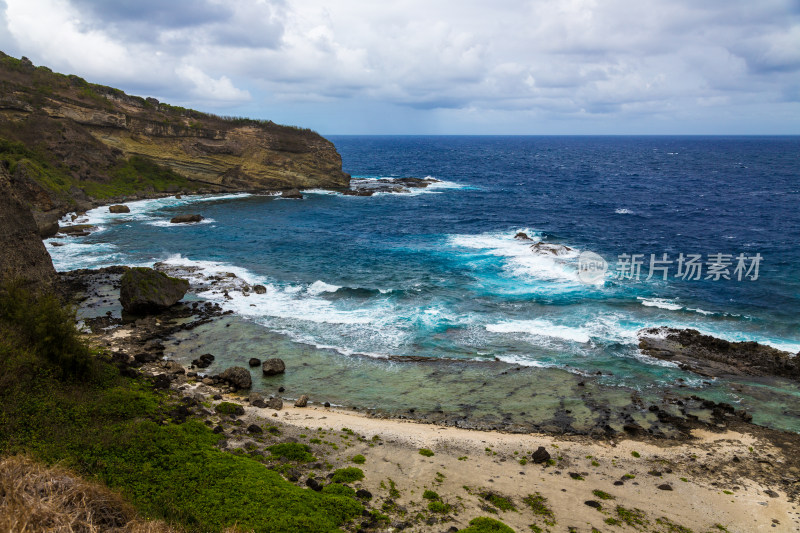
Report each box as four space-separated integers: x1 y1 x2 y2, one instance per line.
47 136 800 431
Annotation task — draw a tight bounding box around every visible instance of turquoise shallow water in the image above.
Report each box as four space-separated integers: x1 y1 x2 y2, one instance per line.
54 136 800 433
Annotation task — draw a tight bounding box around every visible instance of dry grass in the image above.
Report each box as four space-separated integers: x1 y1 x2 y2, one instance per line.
0 455 178 533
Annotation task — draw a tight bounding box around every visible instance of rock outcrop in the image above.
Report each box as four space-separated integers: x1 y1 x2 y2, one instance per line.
119 267 189 314
262 358 286 376
0 164 57 286
0 52 349 232
639 327 799 380
170 214 203 224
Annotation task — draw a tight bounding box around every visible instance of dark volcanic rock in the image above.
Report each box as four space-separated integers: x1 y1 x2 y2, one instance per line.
170 214 203 224
119 267 189 314
657 484 673 491
267 397 283 410
306 478 323 491
532 446 551 464
281 188 303 199
639 327 799 380
262 358 286 376
109 204 130 213
247 424 263 434
59 224 96 236
514 232 532 240
253 284 266 294
192 353 215 368
220 366 252 390
248 357 261 367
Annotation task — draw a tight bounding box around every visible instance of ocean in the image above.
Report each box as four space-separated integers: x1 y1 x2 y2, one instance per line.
47 136 800 433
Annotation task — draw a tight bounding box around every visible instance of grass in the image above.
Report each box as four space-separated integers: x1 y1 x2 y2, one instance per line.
351 454 366 464
631 451 641 458
0 284 362 532
81 156 190 200
481 492 517 512
459 516 515 532
592 489 615 500
423 490 440 500
427 500 451 513
419 448 435 457
615 505 649 528
655 516 694 532
523 493 556 526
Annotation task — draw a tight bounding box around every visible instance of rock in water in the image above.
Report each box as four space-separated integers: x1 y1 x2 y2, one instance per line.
109 204 130 213
532 446 551 464
192 353 215 368
514 231 532 240
170 214 203 224
248 357 262 367
253 284 267 294
262 358 286 376
119 267 189 314
281 188 303 199
220 366 252 390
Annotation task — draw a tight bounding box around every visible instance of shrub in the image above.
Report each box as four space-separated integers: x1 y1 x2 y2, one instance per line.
459 516 515 532
267 443 315 462
351 454 366 464
214 402 244 416
331 467 364 484
419 448 434 457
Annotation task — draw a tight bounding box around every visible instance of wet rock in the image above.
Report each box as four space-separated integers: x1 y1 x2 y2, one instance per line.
262 358 286 376
514 232 532 241
119 267 189 314
324 401 331 408
192 353 215 368
294 394 309 407
109 204 130 213
532 446 551 464
59 224 96 236
638 327 799 380
530 242 574 256
248 357 261 367
281 188 303 199
220 366 252 390
253 284 266 294
170 214 203 224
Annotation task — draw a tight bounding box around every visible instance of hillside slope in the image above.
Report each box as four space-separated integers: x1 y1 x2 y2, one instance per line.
0 52 349 233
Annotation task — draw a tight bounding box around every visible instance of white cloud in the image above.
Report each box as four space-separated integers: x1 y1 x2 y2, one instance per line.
175 64 251 104
0 0 797 132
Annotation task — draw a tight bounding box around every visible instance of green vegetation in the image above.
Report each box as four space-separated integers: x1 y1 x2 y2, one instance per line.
655 517 694 532
614 506 649 528
592 489 615 500
0 285 362 532
427 500 452 513
351 454 366 464
419 448 435 457
213 402 242 416
631 451 641 458
82 156 190 199
523 493 556 527
423 489 440 500
459 516 515 532
267 442 316 463
330 467 364 484
482 492 516 512
322 483 357 498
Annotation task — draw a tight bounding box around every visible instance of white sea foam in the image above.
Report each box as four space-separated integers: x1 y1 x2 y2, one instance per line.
615 208 634 214
307 280 342 295
145 218 216 228
486 319 592 343
638 297 683 311
447 229 591 286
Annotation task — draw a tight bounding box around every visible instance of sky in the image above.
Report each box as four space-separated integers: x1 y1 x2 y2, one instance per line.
0 0 798 135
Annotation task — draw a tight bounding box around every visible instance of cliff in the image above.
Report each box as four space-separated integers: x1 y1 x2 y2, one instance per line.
0 163 56 286
0 52 349 233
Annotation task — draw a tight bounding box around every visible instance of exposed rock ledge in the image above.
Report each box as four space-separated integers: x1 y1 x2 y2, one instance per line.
638 327 799 380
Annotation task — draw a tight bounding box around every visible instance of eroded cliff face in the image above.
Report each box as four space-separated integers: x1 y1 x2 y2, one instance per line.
0 163 56 286
0 53 349 222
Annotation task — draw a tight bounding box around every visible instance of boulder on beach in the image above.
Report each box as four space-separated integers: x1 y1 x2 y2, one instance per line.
119 267 189 314
170 214 203 224
262 358 286 376
281 188 303 199
294 394 309 407
532 446 550 464
109 204 130 213
220 366 252 390
267 397 283 410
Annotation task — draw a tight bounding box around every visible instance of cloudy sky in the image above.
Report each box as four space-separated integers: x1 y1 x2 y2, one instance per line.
1 0 798 134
